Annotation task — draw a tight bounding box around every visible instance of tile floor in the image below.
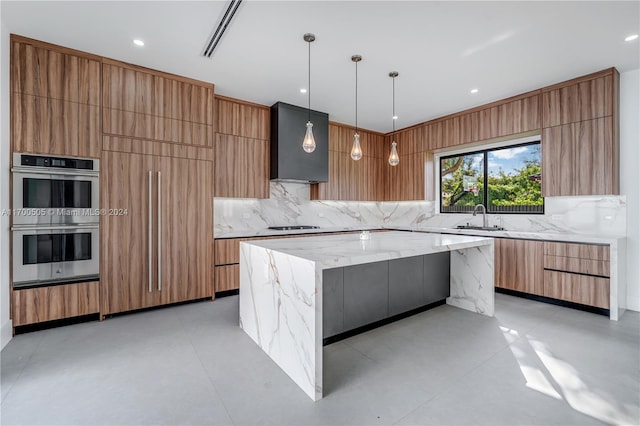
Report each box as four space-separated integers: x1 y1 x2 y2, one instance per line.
1 293 638 425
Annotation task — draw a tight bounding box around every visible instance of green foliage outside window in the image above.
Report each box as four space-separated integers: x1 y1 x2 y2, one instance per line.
440 142 543 214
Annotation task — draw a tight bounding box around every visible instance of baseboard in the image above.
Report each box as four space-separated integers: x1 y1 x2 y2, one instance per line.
1 319 12 350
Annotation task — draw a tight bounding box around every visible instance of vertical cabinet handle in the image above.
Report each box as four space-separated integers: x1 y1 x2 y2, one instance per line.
148 170 152 293
157 171 161 291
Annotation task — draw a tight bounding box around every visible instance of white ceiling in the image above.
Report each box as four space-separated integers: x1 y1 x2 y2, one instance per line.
3 1 639 133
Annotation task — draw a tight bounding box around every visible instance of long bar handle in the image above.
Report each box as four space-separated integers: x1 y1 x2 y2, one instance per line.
157 171 161 292
148 170 153 293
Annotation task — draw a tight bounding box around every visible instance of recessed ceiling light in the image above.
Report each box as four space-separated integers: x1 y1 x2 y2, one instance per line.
133 39 145 47
300 88 307 93
470 88 479 94
625 34 639 42
392 115 398 120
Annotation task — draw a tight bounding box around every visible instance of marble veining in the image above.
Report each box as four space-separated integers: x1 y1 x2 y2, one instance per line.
214 182 626 240
239 231 494 401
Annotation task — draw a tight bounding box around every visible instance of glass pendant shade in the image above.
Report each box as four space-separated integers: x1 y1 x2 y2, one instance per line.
388 141 400 166
302 121 316 153
351 133 363 160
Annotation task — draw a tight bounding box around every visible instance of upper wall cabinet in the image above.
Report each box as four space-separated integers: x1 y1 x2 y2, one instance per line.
310 123 385 201
11 36 101 157
214 134 269 199
213 97 270 199
423 93 541 151
542 71 614 128
216 96 269 140
541 68 619 197
102 60 214 147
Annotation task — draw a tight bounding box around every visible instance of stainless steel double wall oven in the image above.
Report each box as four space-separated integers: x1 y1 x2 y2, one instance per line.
11 153 100 288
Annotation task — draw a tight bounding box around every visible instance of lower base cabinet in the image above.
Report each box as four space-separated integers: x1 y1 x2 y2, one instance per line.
12 281 100 326
344 261 389 330
323 252 451 339
543 270 610 309
214 265 239 292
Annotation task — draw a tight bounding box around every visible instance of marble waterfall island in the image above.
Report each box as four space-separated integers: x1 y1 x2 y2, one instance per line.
239 231 494 401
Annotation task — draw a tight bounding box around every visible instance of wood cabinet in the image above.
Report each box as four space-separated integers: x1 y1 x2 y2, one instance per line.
494 238 544 296
214 134 269 198
542 241 610 309
213 96 270 198
542 116 616 196
541 69 619 197
311 123 385 201
494 238 611 311
12 281 100 326
423 93 541 150
213 231 370 293
543 271 609 309
385 150 426 201
102 60 214 147
101 150 212 315
11 36 101 157
542 71 614 127
216 96 269 140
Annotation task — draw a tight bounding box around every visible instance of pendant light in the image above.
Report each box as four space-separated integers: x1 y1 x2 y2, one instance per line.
388 71 400 166
350 55 363 161
302 33 316 153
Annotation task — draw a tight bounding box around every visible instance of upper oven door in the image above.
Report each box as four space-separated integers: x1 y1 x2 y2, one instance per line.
12 168 99 226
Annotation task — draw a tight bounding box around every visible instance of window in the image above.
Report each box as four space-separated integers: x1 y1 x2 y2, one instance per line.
440 141 543 214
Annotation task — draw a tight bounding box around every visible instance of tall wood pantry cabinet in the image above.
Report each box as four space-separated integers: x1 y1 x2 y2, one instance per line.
100 60 215 316
101 149 213 315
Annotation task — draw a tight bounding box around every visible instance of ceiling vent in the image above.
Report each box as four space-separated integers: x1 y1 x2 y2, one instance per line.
201 0 243 58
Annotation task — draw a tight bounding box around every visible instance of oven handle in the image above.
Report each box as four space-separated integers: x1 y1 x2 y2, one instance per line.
11 167 100 178
157 171 161 292
11 224 99 231
148 170 153 294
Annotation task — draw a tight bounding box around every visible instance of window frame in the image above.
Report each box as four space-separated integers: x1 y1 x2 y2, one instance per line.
437 136 544 215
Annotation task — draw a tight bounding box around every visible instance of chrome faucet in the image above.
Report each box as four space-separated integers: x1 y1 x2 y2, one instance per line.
472 204 488 228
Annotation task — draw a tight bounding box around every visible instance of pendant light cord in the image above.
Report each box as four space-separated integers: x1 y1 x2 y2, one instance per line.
308 40 311 122
355 60 358 134
392 75 396 137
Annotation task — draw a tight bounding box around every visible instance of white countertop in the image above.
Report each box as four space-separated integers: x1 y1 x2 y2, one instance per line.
396 226 624 245
242 231 493 269
218 225 623 246
215 226 379 239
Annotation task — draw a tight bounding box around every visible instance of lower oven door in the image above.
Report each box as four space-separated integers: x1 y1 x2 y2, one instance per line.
12 225 99 288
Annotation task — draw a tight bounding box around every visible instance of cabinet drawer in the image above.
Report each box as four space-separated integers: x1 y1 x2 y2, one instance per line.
544 242 609 261
12 281 100 326
543 270 609 309
214 239 241 265
544 255 609 277
214 265 239 292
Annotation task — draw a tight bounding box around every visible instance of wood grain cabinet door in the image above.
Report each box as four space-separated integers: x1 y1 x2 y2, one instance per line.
494 238 544 296
156 156 213 305
101 151 156 315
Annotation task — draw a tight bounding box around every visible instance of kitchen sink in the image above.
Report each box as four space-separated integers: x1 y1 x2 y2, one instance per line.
456 225 505 231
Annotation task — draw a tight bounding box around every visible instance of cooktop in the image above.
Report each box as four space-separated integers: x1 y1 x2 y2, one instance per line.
267 225 320 231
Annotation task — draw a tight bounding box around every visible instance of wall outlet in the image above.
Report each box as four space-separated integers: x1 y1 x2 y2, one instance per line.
551 214 564 221
318 213 325 217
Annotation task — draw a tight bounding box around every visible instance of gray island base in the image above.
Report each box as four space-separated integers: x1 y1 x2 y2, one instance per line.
239 231 494 401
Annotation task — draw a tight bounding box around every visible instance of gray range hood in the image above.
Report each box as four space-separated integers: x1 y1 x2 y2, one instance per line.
270 102 328 183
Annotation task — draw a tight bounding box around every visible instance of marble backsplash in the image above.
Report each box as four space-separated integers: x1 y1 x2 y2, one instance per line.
214 181 627 238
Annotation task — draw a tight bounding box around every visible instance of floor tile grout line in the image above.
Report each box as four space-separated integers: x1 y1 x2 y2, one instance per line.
175 307 237 426
390 334 524 426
